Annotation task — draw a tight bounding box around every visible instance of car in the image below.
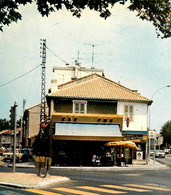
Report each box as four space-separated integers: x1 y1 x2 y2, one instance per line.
155 150 165 158
150 151 154 156
3 148 24 162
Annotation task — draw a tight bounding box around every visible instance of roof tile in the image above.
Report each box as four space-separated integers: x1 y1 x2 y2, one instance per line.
48 74 152 103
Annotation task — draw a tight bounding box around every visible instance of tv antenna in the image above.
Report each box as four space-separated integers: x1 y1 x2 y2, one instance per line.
84 43 100 71
72 50 84 63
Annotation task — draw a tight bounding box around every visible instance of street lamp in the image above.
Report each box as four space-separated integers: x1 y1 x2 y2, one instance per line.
148 84 171 162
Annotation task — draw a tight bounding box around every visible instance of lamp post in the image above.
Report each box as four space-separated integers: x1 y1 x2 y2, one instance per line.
148 84 171 162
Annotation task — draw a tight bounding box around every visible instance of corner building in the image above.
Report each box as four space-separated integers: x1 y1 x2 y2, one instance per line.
46 74 152 166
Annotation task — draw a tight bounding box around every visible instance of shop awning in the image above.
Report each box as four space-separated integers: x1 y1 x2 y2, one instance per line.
105 141 138 150
55 123 122 137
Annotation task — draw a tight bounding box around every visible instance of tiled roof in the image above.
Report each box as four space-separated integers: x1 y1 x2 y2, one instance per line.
48 74 152 103
0 129 21 135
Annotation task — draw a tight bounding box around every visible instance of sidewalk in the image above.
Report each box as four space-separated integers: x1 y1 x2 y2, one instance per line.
7 159 168 171
0 159 168 189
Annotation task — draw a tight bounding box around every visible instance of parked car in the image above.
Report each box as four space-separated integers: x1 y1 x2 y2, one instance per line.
3 148 24 162
150 151 154 156
164 148 171 154
155 150 165 158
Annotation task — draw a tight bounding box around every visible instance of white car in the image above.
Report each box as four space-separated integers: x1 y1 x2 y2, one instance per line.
155 150 165 158
3 148 24 162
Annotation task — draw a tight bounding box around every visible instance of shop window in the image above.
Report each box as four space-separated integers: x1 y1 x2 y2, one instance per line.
73 100 87 114
124 105 133 121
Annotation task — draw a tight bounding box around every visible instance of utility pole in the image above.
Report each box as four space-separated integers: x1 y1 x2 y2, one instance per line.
21 99 26 148
9 102 17 173
40 39 46 138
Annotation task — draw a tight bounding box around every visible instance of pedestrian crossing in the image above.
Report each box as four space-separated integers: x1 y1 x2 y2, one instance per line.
24 183 171 194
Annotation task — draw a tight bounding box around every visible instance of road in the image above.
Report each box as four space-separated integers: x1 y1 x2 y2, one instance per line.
0 155 171 195
155 154 171 167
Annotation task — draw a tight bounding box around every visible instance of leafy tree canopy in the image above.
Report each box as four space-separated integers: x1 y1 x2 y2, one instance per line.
161 120 171 146
0 0 170 38
0 118 10 131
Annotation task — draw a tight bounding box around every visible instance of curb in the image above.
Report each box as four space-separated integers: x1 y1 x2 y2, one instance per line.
0 177 70 189
5 161 168 171
50 165 168 171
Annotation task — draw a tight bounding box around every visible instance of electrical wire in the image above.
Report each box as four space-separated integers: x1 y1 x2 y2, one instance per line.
0 64 41 88
46 45 70 64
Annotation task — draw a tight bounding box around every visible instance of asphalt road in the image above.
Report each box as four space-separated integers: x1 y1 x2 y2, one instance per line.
155 154 171 167
0 155 171 195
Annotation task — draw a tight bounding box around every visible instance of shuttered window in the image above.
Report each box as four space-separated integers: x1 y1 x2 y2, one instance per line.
73 100 87 114
124 105 133 121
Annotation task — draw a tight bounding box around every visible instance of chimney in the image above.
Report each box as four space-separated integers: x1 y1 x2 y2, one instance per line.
74 60 80 78
51 79 58 92
132 90 140 95
71 76 77 81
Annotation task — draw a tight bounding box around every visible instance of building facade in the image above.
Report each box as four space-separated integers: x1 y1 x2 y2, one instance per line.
52 61 104 86
47 74 152 166
0 129 21 148
22 104 49 148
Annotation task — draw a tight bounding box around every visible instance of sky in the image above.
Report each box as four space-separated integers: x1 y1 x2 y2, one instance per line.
0 2 170 132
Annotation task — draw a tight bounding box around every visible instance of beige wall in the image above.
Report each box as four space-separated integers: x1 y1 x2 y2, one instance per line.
27 104 49 138
28 105 41 137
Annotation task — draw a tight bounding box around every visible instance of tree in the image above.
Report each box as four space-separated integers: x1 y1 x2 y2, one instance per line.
0 118 10 131
17 118 21 128
160 120 171 147
0 0 170 38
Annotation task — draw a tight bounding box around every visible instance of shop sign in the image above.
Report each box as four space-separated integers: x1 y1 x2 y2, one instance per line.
136 151 143 160
148 130 156 139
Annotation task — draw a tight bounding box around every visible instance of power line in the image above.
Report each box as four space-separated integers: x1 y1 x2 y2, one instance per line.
46 45 70 65
0 64 41 88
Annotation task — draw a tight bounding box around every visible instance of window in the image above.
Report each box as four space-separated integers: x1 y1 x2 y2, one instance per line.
124 105 133 121
73 100 87 114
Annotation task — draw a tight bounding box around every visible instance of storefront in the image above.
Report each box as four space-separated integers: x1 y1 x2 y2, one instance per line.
50 113 124 166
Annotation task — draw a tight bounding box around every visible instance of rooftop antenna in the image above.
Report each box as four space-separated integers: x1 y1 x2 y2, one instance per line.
84 43 99 73
92 45 95 70
77 50 80 62
72 50 84 64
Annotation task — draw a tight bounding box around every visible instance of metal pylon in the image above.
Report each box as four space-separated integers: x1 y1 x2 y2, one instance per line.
40 39 46 137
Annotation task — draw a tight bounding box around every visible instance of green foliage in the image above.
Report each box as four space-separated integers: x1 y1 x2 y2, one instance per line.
0 118 10 131
17 118 21 128
161 120 171 146
0 0 170 38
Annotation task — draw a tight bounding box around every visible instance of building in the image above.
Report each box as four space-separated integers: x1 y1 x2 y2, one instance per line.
21 63 104 148
46 73 152 166
0 129 21 148
22 104 49 148
156 133 163 150
51 61 104 87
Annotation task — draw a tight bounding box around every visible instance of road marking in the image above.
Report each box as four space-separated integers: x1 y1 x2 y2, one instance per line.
53 187 99 195
120 174 142 176
101 184 151 192
123 184 171 191
78 186 126 194
24 189 63 195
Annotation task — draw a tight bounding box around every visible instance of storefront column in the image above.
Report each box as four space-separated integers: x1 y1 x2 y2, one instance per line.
50 99 54 117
